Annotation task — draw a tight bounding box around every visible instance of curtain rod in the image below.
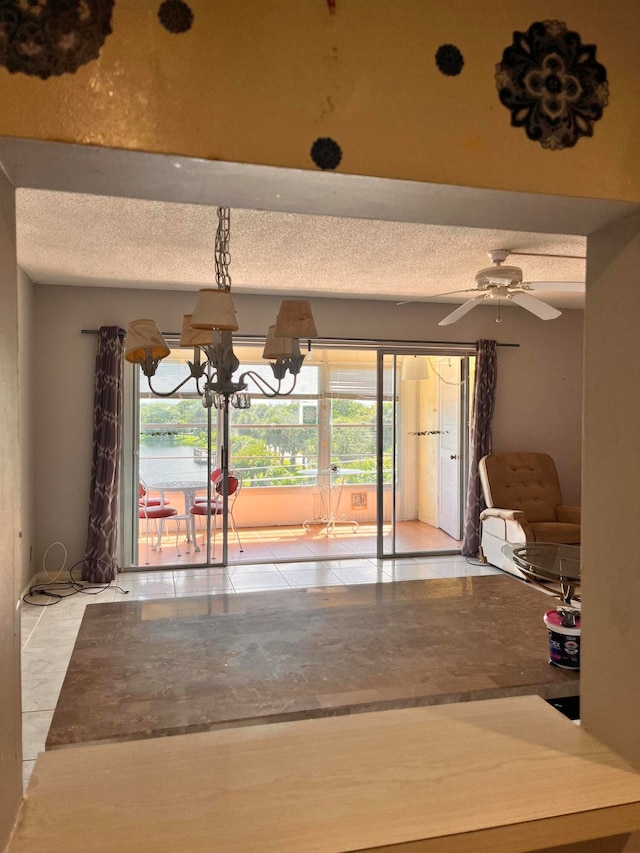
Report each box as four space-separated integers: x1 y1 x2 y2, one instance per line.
304 337 519 349
81 330 518 348
81 328 125 337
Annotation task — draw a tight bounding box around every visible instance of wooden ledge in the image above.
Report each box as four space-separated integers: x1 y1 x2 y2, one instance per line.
10 695 640 853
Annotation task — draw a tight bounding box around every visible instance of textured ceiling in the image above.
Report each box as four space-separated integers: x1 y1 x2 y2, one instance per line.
16 189 587 307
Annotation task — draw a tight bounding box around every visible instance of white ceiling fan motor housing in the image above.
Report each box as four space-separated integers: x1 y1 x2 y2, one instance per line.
474 265 523 289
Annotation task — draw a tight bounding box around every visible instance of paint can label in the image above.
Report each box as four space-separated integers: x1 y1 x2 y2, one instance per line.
547 629 580 670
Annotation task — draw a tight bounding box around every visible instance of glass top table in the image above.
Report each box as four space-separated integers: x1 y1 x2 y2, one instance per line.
502 542 580 604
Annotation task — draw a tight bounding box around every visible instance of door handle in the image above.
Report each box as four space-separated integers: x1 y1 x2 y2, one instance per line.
450 454 460 460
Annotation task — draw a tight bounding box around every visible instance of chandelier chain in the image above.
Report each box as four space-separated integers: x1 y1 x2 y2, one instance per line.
126 206 315 411
426 357 467 386
214 206 232 291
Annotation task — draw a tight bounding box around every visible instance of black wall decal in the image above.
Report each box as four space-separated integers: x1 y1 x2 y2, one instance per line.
158 0 193 34
496 19 609 150
435 44 464 76
0 0 114 79
310 137 342 170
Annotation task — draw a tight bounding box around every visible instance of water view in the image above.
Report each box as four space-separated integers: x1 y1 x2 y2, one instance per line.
140 444 214 489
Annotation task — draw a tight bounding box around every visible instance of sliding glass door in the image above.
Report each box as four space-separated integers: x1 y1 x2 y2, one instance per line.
126 342 379 569
377 349 473 559
123 342 473 570
130 348 221 569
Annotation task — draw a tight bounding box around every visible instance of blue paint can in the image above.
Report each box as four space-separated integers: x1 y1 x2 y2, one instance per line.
544 608 581 670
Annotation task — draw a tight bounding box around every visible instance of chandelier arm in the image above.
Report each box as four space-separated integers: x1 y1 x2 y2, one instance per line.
238 369 298 398
194 357 215 397
287 373 299 393
238 370 281 397
146 374 194 397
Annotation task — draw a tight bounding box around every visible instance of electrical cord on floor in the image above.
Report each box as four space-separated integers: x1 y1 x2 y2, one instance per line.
22 552 129 607
42 541 68 582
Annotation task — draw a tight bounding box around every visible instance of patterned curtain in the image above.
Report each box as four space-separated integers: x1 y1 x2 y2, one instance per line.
461 340 497 557
82 326 125 583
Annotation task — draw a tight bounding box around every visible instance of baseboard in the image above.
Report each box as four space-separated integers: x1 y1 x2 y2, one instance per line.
20 571 42 601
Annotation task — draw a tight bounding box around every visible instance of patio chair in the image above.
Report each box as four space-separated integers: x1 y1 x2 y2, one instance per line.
138 480 180 565
189 471 244 553
138 483 171 507
193 467 223 504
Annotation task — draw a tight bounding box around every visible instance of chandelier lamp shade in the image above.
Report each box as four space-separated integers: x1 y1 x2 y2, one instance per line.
401 355 430 381
179 314 211 348
274 300 317 338
124 318 171 377
262 325 294 360
189 289 239 332
124 207 317 411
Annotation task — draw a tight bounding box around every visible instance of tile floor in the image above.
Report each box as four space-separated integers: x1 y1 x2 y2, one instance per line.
20 554 501 789
136 521 462 568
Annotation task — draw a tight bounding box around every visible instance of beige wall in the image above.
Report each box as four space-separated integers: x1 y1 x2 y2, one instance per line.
0 172 22 851
491 313 584 506
0 4 638 203
581 212 640 765
32 282 583 571
18 268 35 594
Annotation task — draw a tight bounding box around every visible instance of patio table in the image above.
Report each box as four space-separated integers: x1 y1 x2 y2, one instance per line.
302 467 368 535
149 479 209 553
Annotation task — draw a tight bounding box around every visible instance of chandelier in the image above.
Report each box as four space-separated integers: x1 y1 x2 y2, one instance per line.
124 207 317 410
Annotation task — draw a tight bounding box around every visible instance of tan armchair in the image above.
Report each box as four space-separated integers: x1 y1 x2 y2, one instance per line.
478 452 580 577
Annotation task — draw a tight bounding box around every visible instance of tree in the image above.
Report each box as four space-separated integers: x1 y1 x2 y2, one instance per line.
139 401 179 424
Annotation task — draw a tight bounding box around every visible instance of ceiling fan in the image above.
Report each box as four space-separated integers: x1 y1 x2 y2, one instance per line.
400 249 585 326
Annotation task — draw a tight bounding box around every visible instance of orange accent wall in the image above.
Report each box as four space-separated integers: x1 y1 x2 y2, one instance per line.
0 1 638 201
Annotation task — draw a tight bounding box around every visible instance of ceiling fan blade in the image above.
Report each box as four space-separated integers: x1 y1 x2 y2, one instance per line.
396 287 478 306
507 291 561 320
525 281 585 293
438 296 486 326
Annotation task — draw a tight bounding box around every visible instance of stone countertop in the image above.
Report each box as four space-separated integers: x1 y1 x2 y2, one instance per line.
46 575 577 749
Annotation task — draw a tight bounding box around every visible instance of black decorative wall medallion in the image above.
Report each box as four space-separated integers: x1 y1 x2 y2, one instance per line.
495 19 609 150
0 0 114 79
435 44 464 76
310 137 342 170
158 0 193 34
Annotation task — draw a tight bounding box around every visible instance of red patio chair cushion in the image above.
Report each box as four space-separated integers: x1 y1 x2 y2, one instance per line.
138 505 178 520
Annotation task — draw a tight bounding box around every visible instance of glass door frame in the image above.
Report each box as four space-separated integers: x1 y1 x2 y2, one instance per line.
123 338 474 570
122 352 223 572
376 346 473 560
